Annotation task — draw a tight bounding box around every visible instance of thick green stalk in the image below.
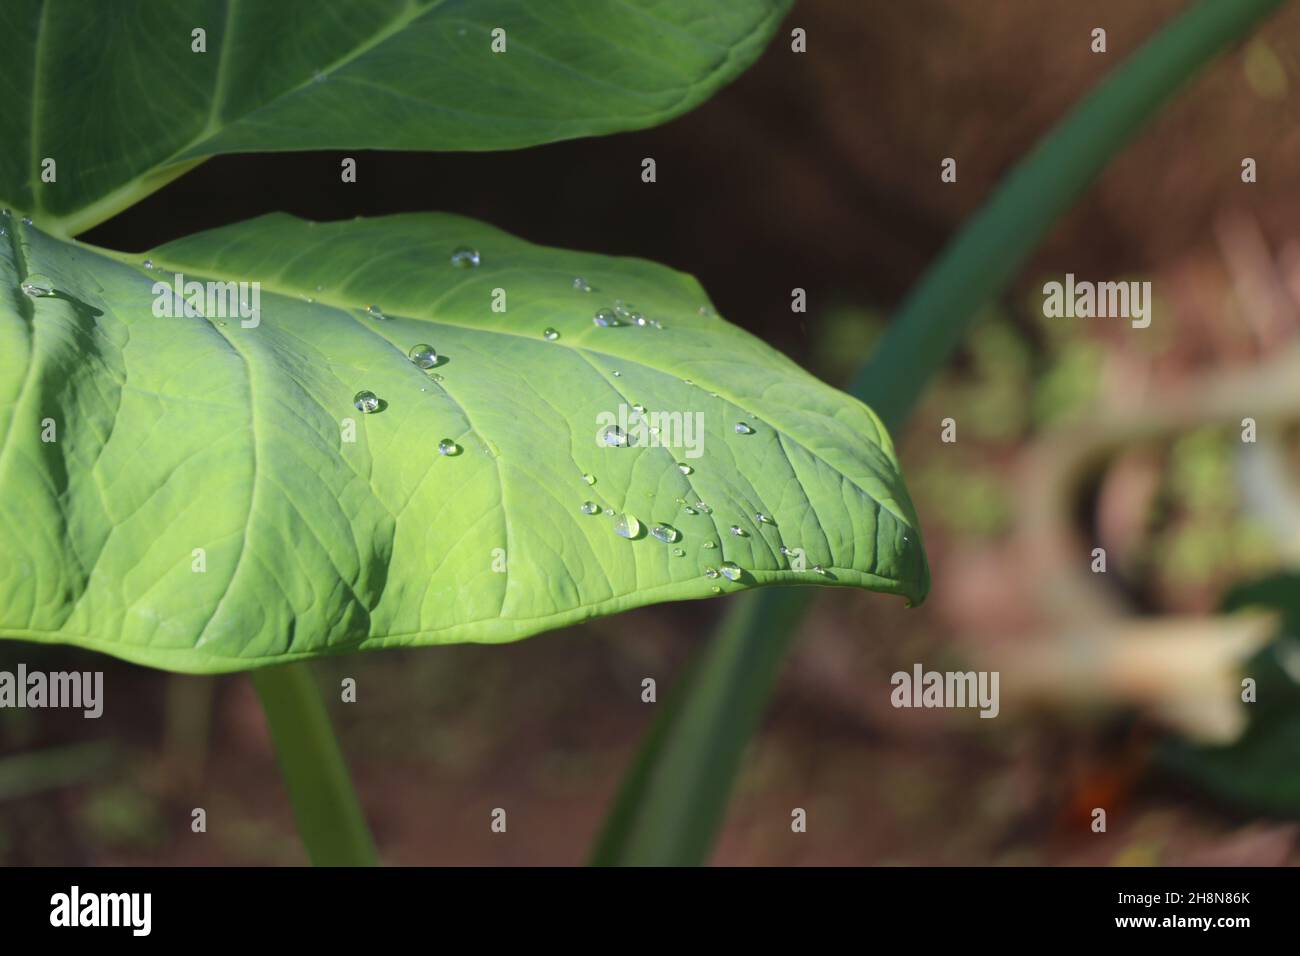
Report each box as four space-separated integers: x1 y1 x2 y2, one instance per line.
591 587 812 865
591 0 1289 866
252 663 377 866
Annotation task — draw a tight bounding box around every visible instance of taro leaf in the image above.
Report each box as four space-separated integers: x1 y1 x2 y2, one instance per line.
0 213 928 673
0 0 791 236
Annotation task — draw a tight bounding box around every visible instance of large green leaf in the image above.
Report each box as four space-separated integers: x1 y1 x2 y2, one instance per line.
0 212 927 673
0 0 790 236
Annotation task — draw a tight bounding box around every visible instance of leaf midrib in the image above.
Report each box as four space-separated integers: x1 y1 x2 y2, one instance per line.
106 242 917 536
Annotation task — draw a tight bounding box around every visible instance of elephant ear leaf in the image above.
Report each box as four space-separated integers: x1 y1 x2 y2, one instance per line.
0 0 792 236
0 213 927 673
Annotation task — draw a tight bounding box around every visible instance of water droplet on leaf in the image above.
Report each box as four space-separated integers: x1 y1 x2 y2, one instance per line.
353 390 379 413
719 561 742 582
613 513 640 539
450 246 481 268
580 501 600 515
438 439 461 456
543 327 560 341
650 524 680 543
735 422 755 435
408 343 438 368
20 274 54 297
600 425 629 447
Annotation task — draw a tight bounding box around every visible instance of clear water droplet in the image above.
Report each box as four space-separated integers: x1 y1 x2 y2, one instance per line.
631 403 646 416
650 524 680 544
438 438 461 456
613 513 641 539
695 502 712 514
20 216 32 226
703 567 720 580
580 501 600 515
812 565 827 575
353 390 379 413
730 525 748 537
755 512 773 524
611 370 622 377
677 462 693 475
780 546 795 556
573 277 592 292
366 304 386 320
431 372 444 383
450 246 481 268
604 507 614 516
672 548 685 557
719 561 742 582
408 343 438 368
711 585 721 593
683 379 694 387
20 274 54 297
593 308 620 328
142 259 154 270
683 506 697 516
702 541 716 550
600 425 629 447
543 327 560 341
582 473 596 485
632 312 648 327
735 422 755 435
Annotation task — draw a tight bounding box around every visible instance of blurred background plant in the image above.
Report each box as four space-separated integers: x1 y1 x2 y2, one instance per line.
4 0 1300 865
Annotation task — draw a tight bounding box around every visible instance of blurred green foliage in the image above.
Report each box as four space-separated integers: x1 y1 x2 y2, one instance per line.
1162 574 1300 816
